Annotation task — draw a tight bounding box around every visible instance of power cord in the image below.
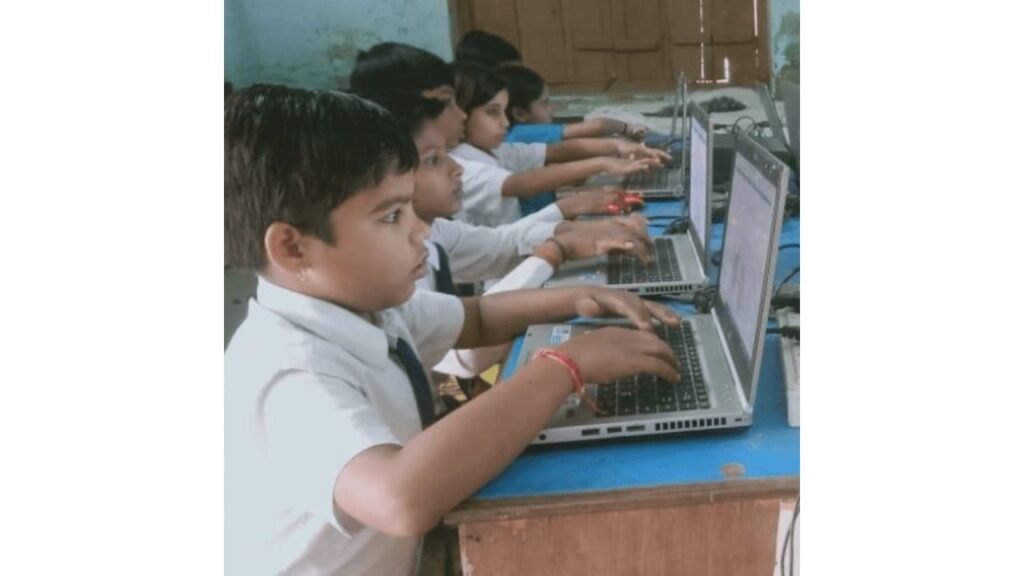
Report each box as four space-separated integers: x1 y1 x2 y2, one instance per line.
780 496 800 576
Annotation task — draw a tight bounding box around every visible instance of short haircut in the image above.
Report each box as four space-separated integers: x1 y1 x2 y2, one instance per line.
224 85 418 270
455 30 522 69
349 42 454 96
453 60 508 114
360 91 447 138
496 64 545 125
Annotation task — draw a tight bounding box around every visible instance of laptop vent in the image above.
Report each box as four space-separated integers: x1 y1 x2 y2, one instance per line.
654 417 727 432
643 284 694 295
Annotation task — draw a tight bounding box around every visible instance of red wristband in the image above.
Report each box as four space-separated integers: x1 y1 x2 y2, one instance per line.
532 347 603 414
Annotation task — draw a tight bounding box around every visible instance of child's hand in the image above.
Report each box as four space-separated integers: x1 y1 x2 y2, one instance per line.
556 187 640 218
624 123 648 141
602 156 660 176
549 218 654 263
574 286 681 332
616 142 671 164
555 326 680 384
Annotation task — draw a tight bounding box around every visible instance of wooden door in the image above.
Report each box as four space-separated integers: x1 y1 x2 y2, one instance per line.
454 0 770 92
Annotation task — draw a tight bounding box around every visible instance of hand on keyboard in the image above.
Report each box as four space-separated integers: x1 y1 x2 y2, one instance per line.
552 326 681 385
554 187 642 218
616 141 672 166
572 286 681 333
549 215 654 263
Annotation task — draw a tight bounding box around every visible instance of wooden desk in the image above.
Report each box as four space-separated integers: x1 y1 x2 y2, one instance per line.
444 208 801 575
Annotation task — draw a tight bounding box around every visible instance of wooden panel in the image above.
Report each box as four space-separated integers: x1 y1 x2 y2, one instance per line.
562 0 614 85
666 0 706 45
459 498 782 576
672 45 704 83
710 42 759 85
708 0 756 43
516 0 571 83
610 0 665 82
468 0 522 56
446 476 799 524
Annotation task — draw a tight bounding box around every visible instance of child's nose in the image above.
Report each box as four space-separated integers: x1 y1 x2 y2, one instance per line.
411 214 430 243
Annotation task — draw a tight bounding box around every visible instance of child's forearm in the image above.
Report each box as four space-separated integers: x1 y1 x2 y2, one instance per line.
343 359 574 535
545 138 619 164
501 157 607 198
455 286 594 349
563 117 625 140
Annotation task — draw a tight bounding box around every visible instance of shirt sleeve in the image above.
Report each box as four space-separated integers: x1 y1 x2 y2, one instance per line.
506 123 565 144
431 257 555 377
452 157 514 227
262 369 403 532
398 289 465 369
494 142 547 173
432 216 560 283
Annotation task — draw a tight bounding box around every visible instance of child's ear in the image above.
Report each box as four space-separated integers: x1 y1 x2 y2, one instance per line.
510 106 529 124
264 222 309 276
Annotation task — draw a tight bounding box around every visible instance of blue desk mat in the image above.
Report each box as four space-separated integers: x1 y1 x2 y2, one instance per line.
474 210 800 500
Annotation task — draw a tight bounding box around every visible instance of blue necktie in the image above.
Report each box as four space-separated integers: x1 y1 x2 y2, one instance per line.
433 242 458 296
391 337 436 428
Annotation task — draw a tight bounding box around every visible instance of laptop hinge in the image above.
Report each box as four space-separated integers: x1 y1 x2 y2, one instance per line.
712 308 751 414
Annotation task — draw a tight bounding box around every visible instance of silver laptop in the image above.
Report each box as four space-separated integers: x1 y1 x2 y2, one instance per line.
756 84 789 152
585 71 687 199
542 102 714 298
515 134 789 445
778 80 799 171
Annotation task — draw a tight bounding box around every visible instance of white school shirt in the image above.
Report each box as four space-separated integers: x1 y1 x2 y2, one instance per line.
415 205 563 292
225 279 464 576
450 143 546 227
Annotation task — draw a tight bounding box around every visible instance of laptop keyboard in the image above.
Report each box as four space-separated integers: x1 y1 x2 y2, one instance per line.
623 169 671 190
595 322 710 417
607 237 684 285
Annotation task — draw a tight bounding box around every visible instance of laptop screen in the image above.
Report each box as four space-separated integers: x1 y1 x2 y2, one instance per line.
716 135 788 405
779 80 799 170
687 107 710 263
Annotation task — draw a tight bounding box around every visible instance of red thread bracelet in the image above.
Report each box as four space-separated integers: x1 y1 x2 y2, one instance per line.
532 348 604 414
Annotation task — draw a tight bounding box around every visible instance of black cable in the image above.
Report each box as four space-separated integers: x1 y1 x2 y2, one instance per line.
772 267 800 301
766 326 800 340
778 243 799 251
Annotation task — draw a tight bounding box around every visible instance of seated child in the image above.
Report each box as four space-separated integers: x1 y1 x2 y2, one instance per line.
497 64 648 144
451 61 670 226
350 42 649 227
367 91 655 294
224 84 682 575
370 91 659 375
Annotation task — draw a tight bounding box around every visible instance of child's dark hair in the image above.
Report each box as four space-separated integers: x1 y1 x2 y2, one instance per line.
453 61 508 114
455 31 522 69
360 91 447 138
225 85 418 270
350 42 454 96
496 65 545 125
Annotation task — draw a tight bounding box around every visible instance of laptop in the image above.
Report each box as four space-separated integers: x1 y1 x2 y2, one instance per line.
778 80 799 171
542 102 715 298
756 84 789 153
584 71 688 199
513 133 789 444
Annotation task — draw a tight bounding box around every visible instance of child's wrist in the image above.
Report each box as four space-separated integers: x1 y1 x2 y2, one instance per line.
532 238 565 270
532 347 603 413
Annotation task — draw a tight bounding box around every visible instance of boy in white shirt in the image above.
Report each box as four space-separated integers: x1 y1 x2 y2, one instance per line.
373 91 659 377
367 91 654 294
225 85 682 575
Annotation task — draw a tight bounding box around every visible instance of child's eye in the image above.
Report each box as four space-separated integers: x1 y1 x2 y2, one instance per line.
423 154 439 166
382 208 401 224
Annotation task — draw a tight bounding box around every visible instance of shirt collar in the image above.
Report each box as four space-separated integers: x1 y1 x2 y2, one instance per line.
254 277 392 371
452 143 496 164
